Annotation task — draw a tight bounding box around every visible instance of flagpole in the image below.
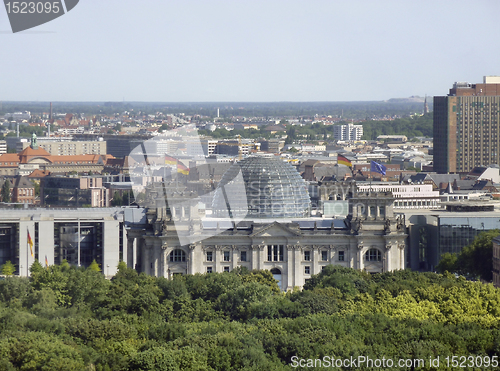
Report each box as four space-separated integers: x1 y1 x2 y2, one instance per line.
26 227 29 277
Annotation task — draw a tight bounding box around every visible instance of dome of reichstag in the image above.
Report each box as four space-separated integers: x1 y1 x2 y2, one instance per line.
212 156 311 219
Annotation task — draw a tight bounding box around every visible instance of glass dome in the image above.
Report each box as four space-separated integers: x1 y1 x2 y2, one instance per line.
212 156 311 218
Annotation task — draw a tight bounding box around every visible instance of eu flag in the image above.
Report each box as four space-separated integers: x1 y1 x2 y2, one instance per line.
370 161 386 176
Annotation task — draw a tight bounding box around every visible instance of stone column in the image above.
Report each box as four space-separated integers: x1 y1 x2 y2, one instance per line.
127 238 136 269
231 245 238 270
251 245 259 270
286 246 295 289
293 245 301 288
160 242 168 277
312 245 319 275
384 244 391 272
143 245 151 275
398 244 405 270
258 245 266 270
152 244 159 277
188 244 196 274
357 245 364 270
214 245 221 273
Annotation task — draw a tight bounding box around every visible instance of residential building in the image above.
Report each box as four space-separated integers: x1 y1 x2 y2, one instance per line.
0 135 112 176
216 139 252 157
333 123 363 141
11 176 35 204
434 76 500 173
0 176 36 204
18 139 107 156
260 139 285 153
201 139 218 156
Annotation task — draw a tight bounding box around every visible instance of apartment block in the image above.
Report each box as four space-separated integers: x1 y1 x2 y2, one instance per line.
19 139 107 156
333 123 363 141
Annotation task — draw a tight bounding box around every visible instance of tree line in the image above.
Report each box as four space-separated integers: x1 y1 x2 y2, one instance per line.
0 258 499 370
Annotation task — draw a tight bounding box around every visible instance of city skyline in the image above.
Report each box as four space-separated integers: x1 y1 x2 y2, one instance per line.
1 0 500 102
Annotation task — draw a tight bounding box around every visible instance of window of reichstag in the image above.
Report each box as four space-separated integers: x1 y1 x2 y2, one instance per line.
365 249 381 262
169 249 186 262
267 245 284 261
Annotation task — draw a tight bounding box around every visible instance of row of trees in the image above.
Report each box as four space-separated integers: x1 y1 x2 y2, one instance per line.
360 113 433 140
198 114 433 143
0 258 499 370
0 101 428 121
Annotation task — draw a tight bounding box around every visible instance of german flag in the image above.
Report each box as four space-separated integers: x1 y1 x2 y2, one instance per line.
337 155 352 168
165 155 178 165
27 230 34 258
177 163 189 175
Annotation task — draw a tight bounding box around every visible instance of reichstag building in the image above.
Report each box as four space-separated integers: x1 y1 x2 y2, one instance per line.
1 156 407 290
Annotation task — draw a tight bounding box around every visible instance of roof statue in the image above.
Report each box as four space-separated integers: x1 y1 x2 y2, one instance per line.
31 133 38 150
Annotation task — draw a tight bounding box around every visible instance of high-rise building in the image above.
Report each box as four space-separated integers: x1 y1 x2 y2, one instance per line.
333 123 363 141
434 76 500 173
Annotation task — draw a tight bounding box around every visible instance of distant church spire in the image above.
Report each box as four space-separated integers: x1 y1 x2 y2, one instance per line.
423 95 429 114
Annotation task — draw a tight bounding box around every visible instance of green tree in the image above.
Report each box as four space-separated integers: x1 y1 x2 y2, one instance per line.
111 192 123 206
436 230 499 281
33 181 40 197
30 260 44 275
1 179 11 203
435 252 458 274
1 260 15 276
122 191 132 206
88 259 101 272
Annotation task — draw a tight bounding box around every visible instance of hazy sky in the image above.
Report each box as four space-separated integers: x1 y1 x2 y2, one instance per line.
1 0 500 102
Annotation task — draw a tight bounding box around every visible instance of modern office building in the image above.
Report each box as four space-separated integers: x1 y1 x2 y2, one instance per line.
40 176 110 207
405 204 500 271
357 183 441 209
434 76 500 173
0 208 127 277
492 235 500 287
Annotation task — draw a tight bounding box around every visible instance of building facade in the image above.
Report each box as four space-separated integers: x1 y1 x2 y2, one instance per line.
493 235 500 287
434 76 500 173
130 188 407 290
0 208 126 277
333 123 363 141
18 139 107 156
0 190 407 289
357 183 440 209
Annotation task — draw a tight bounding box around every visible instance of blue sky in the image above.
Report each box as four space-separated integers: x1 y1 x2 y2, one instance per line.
1 0 500 102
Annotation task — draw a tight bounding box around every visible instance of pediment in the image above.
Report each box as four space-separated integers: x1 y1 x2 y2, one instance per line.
250 222 301 237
